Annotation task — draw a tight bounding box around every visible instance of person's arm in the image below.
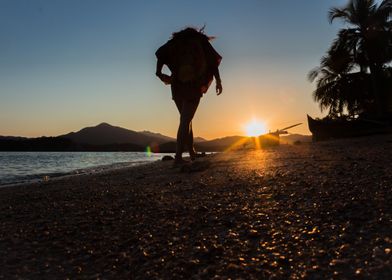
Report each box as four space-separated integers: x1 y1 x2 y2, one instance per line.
155 59 171 85
155 59 164 77
214 68 222 95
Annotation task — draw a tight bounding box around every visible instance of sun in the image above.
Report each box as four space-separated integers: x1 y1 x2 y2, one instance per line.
244 119 268 137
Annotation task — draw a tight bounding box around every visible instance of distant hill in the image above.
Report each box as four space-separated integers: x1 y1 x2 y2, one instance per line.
0 136 27 141
139 131 206 143
1 123 311 152
139 131 175 143
197 136 244 151
0 137 76 151
194 134 312 152
158 136 245 153
194 137 207 142
60 123 170 146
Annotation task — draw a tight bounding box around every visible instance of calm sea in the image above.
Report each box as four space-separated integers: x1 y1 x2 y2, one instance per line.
0 151 173 186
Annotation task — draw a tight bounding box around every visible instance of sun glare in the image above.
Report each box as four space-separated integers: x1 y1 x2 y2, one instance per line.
245 120 268 137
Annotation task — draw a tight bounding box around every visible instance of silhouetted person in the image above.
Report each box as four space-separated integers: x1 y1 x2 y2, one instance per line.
155 27 222 165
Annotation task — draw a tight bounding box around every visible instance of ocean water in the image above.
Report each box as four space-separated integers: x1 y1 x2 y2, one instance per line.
0 151 173 186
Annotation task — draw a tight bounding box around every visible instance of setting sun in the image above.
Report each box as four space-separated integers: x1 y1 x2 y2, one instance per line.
244 120 268 137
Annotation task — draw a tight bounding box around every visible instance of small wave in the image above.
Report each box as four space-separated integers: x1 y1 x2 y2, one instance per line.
0 152 174 188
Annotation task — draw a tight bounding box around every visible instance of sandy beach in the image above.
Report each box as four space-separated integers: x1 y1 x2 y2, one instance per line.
1 135 392 279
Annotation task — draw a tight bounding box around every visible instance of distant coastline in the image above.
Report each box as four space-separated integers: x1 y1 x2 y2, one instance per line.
0 136 147 152
0 123 311 152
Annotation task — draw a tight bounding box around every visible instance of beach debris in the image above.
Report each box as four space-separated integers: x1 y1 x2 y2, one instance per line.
162 155 174 161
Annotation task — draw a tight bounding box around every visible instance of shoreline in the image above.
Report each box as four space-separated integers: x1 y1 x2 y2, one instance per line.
0 159 166 189
0 152 175 188
1 135 392 278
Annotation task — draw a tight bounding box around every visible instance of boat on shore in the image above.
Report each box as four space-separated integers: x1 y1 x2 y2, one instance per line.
258 123 302 147
307 115 392 141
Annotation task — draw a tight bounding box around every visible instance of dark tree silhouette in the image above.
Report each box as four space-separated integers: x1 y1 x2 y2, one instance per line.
309 45 372 117
310 0 392 118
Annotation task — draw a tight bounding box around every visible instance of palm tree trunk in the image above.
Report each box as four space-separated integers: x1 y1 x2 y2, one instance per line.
368 64 385 117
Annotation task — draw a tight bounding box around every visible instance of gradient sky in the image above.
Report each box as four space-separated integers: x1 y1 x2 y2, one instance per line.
0 0 347 139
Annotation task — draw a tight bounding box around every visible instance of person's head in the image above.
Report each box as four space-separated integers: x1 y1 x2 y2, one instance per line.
171 26 215 41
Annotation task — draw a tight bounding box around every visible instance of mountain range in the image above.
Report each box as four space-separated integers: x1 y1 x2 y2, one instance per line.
60 123 174 146
0 123 311 151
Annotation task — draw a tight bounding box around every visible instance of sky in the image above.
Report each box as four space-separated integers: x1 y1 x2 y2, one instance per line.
0 0 348 139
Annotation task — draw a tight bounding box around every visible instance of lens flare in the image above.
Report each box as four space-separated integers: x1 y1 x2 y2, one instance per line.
244 120 268 137
145 146 152 157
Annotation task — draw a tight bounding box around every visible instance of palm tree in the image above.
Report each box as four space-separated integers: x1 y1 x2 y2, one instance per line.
309 45 372 117
328 0 392 115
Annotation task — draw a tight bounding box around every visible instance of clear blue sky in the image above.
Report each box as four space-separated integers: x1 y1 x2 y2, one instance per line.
0 0 346 138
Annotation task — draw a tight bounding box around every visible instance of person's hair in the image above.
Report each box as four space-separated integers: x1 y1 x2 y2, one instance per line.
171 26 215 41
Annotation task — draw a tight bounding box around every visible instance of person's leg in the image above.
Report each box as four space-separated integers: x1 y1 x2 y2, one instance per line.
188 122 205 159
175 98 200 162
173 94 182 112
174 98 185 161
188 122 196 155
176 100 197 156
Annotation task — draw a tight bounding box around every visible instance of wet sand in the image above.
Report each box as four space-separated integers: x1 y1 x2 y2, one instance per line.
1 135 392 279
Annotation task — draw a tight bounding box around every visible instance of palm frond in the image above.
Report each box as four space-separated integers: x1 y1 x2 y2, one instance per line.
308 67 321 82
377 0 392 16
329 7 350 24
